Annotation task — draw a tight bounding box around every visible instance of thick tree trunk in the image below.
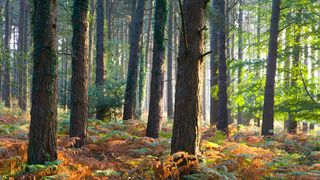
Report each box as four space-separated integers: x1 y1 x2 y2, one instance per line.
146 0 167 138
216 0 228 133
261 0 281 136
3 0 11 108
123 0 145 120
210 0 218 126
69 0 89 148
27 0 58 164
166 0 173 119
95 0 105 120
171 0 208 155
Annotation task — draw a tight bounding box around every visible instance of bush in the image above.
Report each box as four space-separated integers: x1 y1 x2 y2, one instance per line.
88 78 125 120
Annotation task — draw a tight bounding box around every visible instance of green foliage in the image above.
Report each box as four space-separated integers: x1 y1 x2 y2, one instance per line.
88 78 125 120
208 131 226 145
94 169 121 177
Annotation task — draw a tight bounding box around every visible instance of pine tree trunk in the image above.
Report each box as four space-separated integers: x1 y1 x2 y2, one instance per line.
261 0 281 136
237 0 243 124
3 0 11 108
210 0 219 126
95 0 105 120
166 0 173 119
27 0 58 164
146 0 167 138
216 0 228 132
171 0 208 155
88 0 95 86
69 0 89 148
123 0 145 120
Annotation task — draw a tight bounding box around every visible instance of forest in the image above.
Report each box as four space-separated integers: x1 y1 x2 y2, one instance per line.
0 0 320 179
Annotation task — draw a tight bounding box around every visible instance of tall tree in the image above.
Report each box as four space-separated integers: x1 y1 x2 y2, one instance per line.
95 0 105 120
171 0 209 155
123 0 145 120
237 0 243 124
261 0 281 136
146 0 167 138
69 0 89 148
216 0 228 132
166 0 173 119
2 0 11 108
210 0 218 126
27 0 58 164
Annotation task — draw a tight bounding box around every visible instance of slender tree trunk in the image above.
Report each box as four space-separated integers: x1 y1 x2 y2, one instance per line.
88 0 95 86
137 35 145 117
3 0 11 108
18 0 25 110
166 0 173 119
210 0 219 126
261 0 281 136
146 0 167 138
288 12 301 134
171 0 208 155
216 0 228 133
237 0 243 124
27 0 58 164
95 0 105 120
21 1 29 111
123 0 145 120
69 0 89 148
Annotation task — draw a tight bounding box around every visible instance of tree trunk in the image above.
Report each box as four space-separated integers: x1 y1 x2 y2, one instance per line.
95 0 105 120
69 0 89 148
210 0 219 126
237 0 243 125
88 0 95 86
166 0 173 119
27 0 58 164
123 0 145 120
146 0 167 138
216 0 228 133
3 0 11 108
261 0 281 136
171 0 208 155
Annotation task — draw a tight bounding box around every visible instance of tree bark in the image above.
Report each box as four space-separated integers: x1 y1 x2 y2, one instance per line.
171 0 208 155
95 0 105 120
237 0 243 125
146 0 167 138
261 0 281 136
123 0 145 120
210 0 219 126
27 0 58 164
69 0 89 148
166 0 173 119
216 0 228 133
2 0 11 108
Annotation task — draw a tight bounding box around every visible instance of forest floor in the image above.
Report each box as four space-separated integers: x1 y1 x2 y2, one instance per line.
0 106 320 179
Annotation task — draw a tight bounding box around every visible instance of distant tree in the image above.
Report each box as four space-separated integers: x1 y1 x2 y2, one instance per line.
69 0 89 148
27 0 58 164
261 0 281 136
123 0 145 120
95 0 105 120
146 0 167 138
171 0 209 155
2 0 11 108
237 0 243 125
210 0 218 126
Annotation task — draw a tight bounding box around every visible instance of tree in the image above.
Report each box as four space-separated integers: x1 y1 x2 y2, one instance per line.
210 0 218 126
27 0 58 164
146 0 167 138
166 0 174 119
261 0 281 136
95 0 105 120
237 0 243 124
216 0 228 133
2 0 11 108
171 0 209 155
69 0 89 148
123 0 145 120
